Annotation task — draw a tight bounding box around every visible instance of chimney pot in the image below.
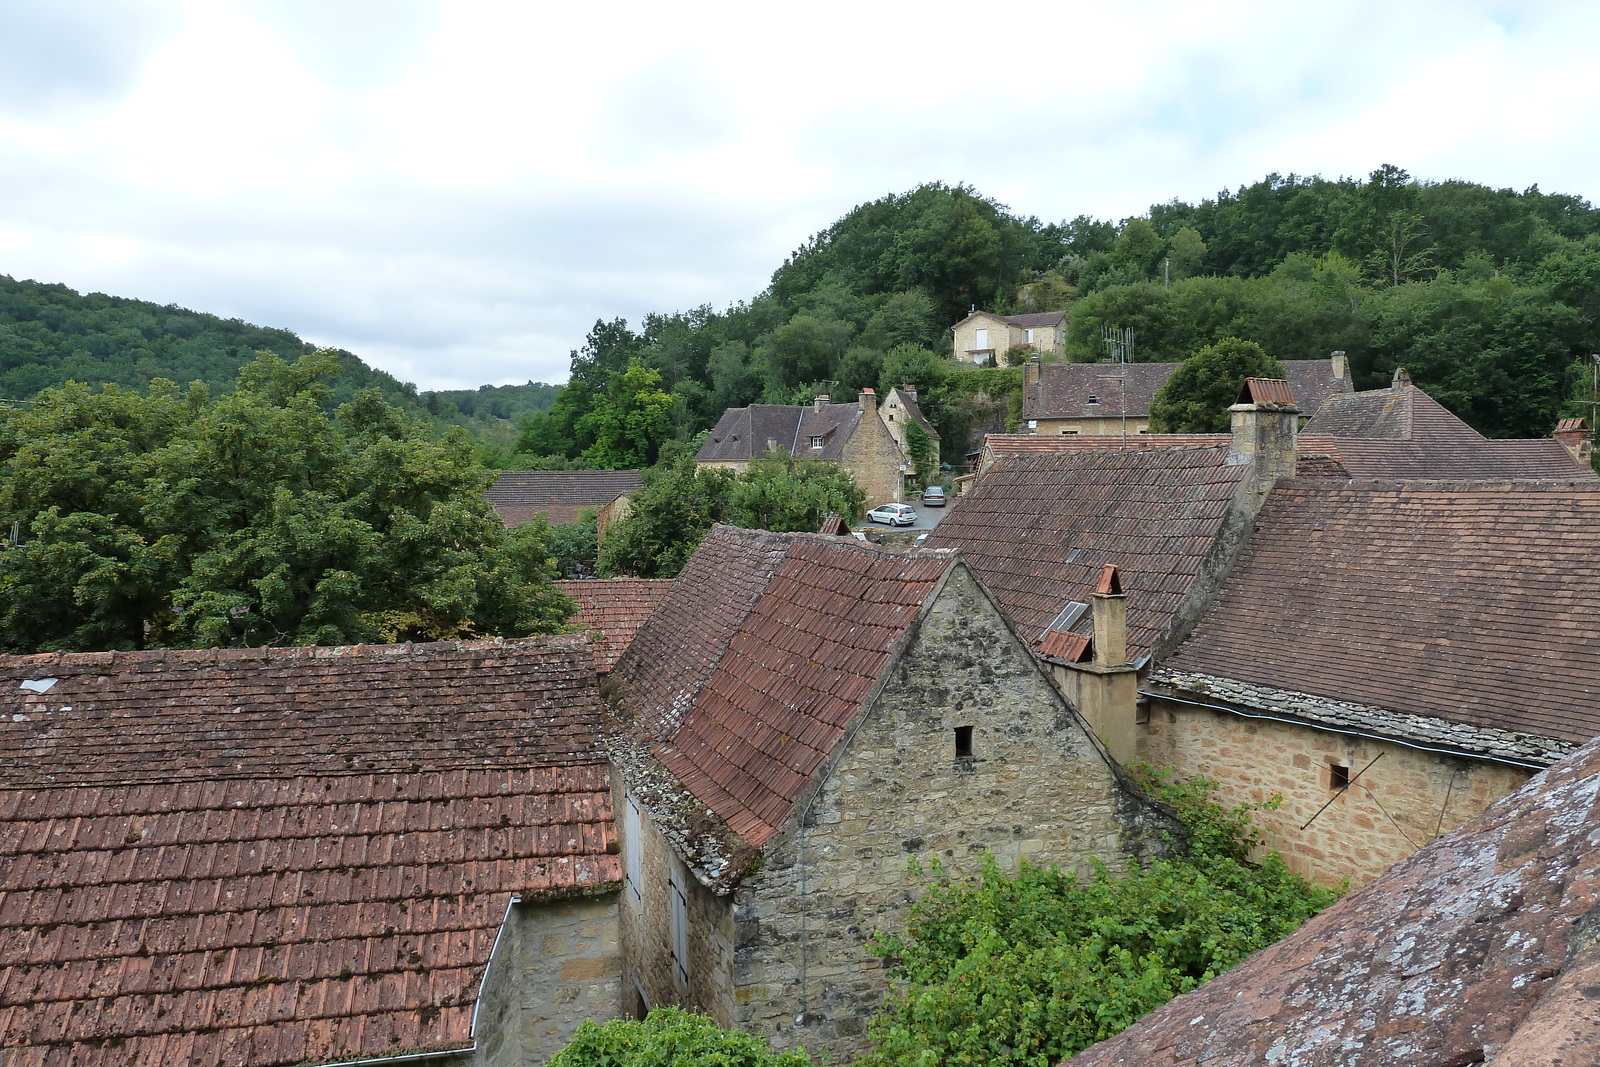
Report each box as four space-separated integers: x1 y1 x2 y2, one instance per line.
1330 350 1348 381
1392 367 1412 389
858 388 877 413
814 394 830 412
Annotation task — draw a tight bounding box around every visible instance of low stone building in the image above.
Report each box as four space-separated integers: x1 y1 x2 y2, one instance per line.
1065 731 1600 1066
696 390 909 506
604 526 1179 1060
879 384 940 477
486 469 643 537
950 309 1066 364
0 636 622 1066
1020 351 1352 436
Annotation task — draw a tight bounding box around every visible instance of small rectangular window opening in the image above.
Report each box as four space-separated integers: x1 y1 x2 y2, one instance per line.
1330 763 1350 790
954 726 974 759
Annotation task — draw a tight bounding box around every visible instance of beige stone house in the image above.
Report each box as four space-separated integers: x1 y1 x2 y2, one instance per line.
950 309 1066 364
0 636 622 1067
604 526 1180 1060
696 389 910 506
879 383 941 475
934 377 1600 889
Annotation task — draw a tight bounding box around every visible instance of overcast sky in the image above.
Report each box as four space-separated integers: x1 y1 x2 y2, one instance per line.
2 0 1597 391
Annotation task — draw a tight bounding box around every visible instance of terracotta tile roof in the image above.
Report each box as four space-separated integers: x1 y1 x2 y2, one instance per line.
1064 732 1600 1067
613 527 951 849
1162 480 1600 746
1024 359 1349 421
1558 417 1589 433
926 447 1248 662
0 637 617 1067
486 470 642 527
986 433 1229 457
1237 376 1296 406
556 578 673 673
695 403 866 464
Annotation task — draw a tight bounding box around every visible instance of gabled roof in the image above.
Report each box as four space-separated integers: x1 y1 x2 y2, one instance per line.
0 637 617 1067
695 403 865 464
1160 480 1600 747
985 433 1229 459
610 527 953 872
950 309 1067 331
926 447 1248 663
884 386 940 440
486 469 642 526
557 577 673 673
1301 380 1596 480
1024 358 1351 421
1064 732 1600 1066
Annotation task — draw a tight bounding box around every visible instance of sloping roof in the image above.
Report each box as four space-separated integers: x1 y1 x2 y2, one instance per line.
1064 732 1600 1067
1161 480 1600 746
1024 359 1349 421
1003 311 1068 328
886 387 940 440
486 469 642 526
0 637 617 1067
926 447 1248 662
985 433 1229 459
695 403 866 464
612 527 951 852
1300 383 1596 480
557 578 673 673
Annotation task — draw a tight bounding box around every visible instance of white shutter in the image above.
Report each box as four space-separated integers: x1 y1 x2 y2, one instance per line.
624 796 642 902
975 328 988 349
669 859 689 988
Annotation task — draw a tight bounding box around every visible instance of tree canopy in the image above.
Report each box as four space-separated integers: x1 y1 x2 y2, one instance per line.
1149 338 1287 433
0 351 570 652
550 1007 813 1067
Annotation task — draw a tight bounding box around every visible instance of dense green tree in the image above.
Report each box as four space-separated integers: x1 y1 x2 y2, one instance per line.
0 352 571 652
860 290 942 352
1165 226 1207 282
575 359 675 468
767 313 851 394
550 1007 812 1066
725 456 866 533
860 772 1338 1067
1149 338 1286 433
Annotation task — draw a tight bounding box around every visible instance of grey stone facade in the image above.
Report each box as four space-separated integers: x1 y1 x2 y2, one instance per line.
617 564 1180 1061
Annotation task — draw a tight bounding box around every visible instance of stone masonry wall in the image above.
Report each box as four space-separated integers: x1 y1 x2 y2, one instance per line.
1140 697 1534 887
729 566 1162 1061
471 893 621 1067
838 402 907 507
1034 415 1154 436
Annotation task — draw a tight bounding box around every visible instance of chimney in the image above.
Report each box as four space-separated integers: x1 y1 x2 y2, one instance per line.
1330 350 1348 382
1554 418 1594 466
1091 564 1127 668
1024 355 1040 391
1228 378 1300 501
1392 366 1412 391
905 384 917 401
813 394 830 413
858 388 877 413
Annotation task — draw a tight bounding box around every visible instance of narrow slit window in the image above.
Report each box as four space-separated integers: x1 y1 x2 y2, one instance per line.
954 726 974 759
1330 763 1350 790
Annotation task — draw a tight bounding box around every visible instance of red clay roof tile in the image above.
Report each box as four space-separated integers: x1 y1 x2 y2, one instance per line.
556 578 673 673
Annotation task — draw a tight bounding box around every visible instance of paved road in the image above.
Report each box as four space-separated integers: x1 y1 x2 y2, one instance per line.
861 504 948 536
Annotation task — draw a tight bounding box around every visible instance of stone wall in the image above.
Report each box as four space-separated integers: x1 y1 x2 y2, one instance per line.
838 397 908 507
1033 415 1154 435
728 566 1178 1061
471 892 622 1067
1140 697 1534 887
952 313 1009 363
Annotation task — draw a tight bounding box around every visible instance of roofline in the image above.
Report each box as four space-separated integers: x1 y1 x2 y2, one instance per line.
314 1045 473 1066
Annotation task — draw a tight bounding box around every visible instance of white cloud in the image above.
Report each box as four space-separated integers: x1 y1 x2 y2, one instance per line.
0 0 1596 389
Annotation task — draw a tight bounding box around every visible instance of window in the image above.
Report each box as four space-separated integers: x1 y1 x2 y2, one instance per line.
975 328 988 350
810 436 824 449
1330 763 1350 790
1025 328 1035 344
954 725 974 759
668 858 689 989
624 796 643 902
1061 429 1079 435
1086 393 1099 405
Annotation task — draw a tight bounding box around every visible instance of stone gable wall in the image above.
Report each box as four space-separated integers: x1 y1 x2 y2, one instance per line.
728 566 1172 1060
837 404 908 507
1140 697 1534 887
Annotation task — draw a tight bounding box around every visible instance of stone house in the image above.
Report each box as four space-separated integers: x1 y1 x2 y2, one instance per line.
486 469 643 538
1021 351 1353 436
936 376 1600 889
0 636 622 1067
950 309 1066 364
696 389 909 507
603 525 1180 1060
1066 731 1600 1067
879 384 941 478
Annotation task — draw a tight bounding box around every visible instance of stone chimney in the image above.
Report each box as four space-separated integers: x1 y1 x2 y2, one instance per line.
858 388 877 413
813 394 830 413
1330 350 1348 382
1051 565 1138 766
1024 356 1040 391
1555 418 1594 466
904 384 917 401
1228 378 1300 504
1392 366 1412 391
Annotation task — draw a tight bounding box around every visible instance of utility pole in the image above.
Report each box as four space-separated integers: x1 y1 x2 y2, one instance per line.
1164 258 1170 289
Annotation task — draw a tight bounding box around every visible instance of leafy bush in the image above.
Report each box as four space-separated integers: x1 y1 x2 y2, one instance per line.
1148 338 1286 433
860 771 1339 1067
550 1007 814 1067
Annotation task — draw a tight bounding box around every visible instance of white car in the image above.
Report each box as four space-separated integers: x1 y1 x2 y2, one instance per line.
867 503 918 526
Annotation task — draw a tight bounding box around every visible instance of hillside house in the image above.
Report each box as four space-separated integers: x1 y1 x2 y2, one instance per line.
0 636 622 1067
486 469 643 537
950 309 1066 364
696 390 909 506
1066 732 1600 1067
604 526 1180 1059
1020 351 1353 435
879 384 941 476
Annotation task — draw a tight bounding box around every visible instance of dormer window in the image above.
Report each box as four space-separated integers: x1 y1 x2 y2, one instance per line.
1087 394 1099 405
810 436 824 449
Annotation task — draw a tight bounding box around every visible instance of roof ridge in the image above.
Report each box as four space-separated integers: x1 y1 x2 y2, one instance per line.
0 633 590 671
